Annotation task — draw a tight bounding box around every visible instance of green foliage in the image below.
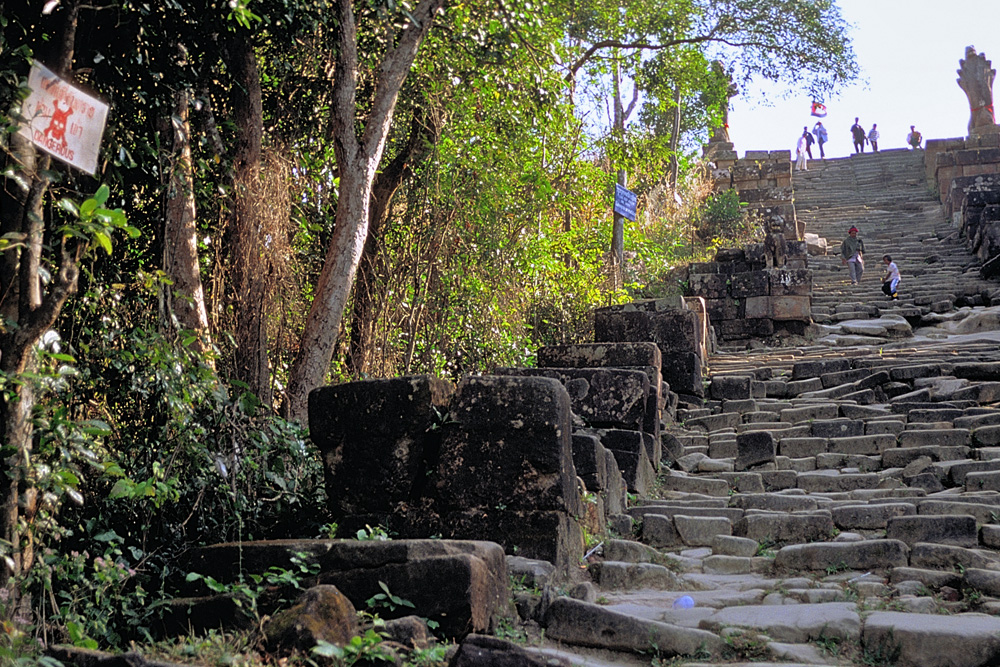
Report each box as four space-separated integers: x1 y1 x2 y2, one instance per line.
365 581 416 613
694 188 760 248
355 525 391 541
33 541 147 650
723 629 769 662
1 279 329 649
313 627 395 665
862 631 901 667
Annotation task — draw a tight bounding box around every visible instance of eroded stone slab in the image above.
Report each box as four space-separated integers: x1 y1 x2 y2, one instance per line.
698 602 861 643
863 611 1000 667
773 540 909 571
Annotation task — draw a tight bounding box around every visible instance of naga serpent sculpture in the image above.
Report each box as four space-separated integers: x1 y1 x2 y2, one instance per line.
958 46 998 135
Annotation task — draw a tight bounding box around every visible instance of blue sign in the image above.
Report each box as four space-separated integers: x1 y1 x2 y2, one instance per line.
614 183 637 221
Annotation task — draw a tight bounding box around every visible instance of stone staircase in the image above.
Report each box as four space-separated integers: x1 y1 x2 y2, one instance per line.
121 150 1000 667
793 149 997 324
507 151 1000 667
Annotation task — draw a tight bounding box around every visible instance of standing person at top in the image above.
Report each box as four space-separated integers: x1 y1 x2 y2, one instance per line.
795 131 809 171
813 121 828 158
841 225 865 285
802 126 815 159
868 124 880 152
907 125 923 149
881 254 900 300
850 117 866 153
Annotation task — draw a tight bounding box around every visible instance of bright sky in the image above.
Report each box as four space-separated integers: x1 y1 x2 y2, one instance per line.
727 0 1000 156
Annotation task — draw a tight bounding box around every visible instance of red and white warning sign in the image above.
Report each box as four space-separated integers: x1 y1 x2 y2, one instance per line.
18 61 109 175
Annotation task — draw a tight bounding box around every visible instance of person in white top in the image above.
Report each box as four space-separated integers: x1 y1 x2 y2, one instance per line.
795 132 809 171
881 254 900 300
868 124 880 152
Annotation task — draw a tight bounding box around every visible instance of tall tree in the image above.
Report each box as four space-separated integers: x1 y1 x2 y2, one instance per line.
162 82 213 352
282 0 447 421
225 27 272 404
563 0 859 252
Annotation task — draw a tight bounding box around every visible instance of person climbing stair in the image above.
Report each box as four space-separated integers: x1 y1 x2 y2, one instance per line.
881 254 900 300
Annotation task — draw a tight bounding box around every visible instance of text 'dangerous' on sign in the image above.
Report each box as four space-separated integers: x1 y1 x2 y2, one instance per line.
18 62 109 175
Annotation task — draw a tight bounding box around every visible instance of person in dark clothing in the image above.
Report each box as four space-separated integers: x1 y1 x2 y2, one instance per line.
850 117 866 153
802 127 814 159
813 121 828 158
841 226 865 285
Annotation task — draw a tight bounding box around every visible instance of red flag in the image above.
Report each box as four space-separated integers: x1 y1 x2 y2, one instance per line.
811 101 827 118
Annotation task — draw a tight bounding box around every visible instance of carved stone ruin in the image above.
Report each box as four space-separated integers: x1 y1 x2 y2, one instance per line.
958 46 999 136
707 61 737 144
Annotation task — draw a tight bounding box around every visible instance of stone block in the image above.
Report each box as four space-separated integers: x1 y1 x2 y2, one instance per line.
811 419 864 439
780 404 840 423
544 597 725 658
438 376 580 515
493 367 650 433
629 505 742 523
770 295 812 320
735 431 776 471
712 535 759 557
910 542 1000 571
586 561 681 590
310 375 455 516
594 429 656 496
441 510 584 576
731 494 818 512
717 318 776 340
886 514 978 547
774 540 909 571
704 297 743 321
185 539 509 639
947 460 1000 485
828 434 897 456
918 499 1000 525
769 269 812 296
674 515 733 546
744 295 770 319
898 429 970 448
729 271 770 298
452 635 575 667
536 342 662 370
966 470 1000 492
779 437 828 458
862 611 1000 667
659 474 731 497
797 473 880 493
702 555 754 574
593 306 705 397
640 513 682 548
572 433 608 495
710 375 754 400
714 471 765 494
760 469 798 490
832 503 916 530
734 512 835 546
791 358 851 380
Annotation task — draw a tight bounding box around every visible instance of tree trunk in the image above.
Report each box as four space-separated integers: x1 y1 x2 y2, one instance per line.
282 0 446 423
346 112 440 377
609 57 636 288
669 85 681 191
163 87 212 354
225 28 271 405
